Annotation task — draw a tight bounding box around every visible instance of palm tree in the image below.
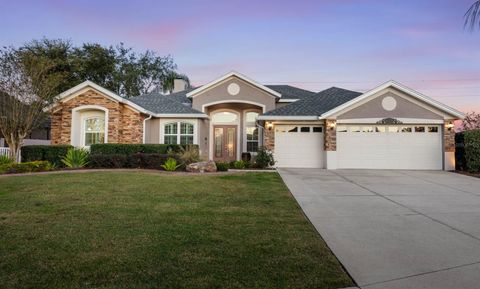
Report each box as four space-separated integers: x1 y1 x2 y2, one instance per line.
162 72 190 94
465 1 480 31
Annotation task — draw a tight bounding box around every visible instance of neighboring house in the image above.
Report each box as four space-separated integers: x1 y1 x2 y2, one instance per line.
49 71 464 170
0 119 51 147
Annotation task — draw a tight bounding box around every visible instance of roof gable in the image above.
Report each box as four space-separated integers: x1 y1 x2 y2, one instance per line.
186 71 282 98
55 80 149 114
258 87 362 120
320 81 465 119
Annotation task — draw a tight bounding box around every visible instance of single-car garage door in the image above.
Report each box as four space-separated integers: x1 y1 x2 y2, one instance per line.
274 125 324 168
337 124 443 170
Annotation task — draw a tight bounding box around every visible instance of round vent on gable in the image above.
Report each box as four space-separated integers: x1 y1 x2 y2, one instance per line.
227 83 240 96
382 96 397 111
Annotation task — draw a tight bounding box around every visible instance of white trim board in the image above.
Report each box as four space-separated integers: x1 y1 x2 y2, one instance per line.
319 80 465 120
257 115 319 121
186 71 282 98
337 118 445 124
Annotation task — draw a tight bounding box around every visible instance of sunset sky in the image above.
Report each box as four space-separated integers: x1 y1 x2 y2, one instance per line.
1 0 479 113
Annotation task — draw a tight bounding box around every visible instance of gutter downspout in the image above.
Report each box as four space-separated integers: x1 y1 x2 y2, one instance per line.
142 114 153 144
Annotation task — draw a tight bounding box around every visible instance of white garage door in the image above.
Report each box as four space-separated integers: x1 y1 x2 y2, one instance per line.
274 125 324 168
337 124 443 170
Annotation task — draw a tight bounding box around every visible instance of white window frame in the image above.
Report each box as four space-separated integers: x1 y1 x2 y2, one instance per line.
243 110 261 153
159 119 198 145
83 116 106 147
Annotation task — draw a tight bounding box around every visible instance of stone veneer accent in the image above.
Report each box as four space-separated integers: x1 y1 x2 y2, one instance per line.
51 89 146 145
264 123 275 152
325 119 336 151
444 120 455 152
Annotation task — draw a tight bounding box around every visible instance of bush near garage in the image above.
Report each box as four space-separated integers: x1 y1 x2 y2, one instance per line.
464 129 480 172
21 145 73 166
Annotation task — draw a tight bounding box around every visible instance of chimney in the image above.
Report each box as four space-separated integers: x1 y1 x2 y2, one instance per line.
173 79 188 93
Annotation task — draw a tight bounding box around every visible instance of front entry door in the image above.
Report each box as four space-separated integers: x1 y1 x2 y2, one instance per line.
213 125 237 162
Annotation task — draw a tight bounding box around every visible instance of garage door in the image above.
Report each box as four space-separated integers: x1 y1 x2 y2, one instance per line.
337 124 442 170
274 125 324 168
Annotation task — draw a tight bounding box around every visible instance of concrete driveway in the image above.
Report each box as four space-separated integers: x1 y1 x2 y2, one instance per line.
278 169 480 289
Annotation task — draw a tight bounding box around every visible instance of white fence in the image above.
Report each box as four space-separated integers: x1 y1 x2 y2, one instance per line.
0 147 21 162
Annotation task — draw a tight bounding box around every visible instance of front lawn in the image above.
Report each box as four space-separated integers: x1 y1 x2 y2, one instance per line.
0 172 352 289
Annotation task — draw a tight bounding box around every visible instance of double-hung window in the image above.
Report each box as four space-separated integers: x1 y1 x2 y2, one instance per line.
164 122 194 145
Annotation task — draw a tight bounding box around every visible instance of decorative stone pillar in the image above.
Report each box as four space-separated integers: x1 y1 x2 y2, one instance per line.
444 120 456 170
263 122 275 152
325 119 337 151
444 120 455 152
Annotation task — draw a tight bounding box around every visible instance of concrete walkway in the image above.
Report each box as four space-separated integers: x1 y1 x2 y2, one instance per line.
278 168 480 289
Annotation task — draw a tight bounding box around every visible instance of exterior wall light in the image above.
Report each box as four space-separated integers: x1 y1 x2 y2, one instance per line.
266 122 274 131
327 120 336 130
446 122 454 131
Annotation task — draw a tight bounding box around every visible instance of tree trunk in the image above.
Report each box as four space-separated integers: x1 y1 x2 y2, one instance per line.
5 132 24 163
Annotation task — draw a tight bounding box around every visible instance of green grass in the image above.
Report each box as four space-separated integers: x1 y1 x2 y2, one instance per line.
0 172 352 289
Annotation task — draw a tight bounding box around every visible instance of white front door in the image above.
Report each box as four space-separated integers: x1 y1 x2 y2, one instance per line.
336 124 443 170
274 125 324 168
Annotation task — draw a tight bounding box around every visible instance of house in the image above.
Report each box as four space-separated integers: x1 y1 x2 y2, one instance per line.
49 71 464 170
1 119 51 147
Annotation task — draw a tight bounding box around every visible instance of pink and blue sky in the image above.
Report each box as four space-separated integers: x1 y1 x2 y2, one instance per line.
1 0 479 112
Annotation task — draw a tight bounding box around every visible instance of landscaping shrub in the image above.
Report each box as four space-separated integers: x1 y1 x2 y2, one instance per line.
88 153 173 169
90 144 198 155
129 153 171 169
233 160 246 169
255 146 275 169
455 132 466 171
215 162 229 171
161 158 181 171
0 161 53 174
0 155 13 165
88 154 128 168
178 145 201 165
464 129 480 172
62 148 90 169
21 145 73 166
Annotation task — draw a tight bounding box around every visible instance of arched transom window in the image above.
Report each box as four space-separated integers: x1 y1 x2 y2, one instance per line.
84 117 105 146
212 111 238 123
164 122 194 144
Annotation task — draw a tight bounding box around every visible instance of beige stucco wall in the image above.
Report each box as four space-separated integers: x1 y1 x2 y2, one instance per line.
191 76 277 113
144 118 160 144
338 88 443 120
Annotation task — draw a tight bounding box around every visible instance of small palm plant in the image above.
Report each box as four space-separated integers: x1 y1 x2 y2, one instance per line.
161 157 181 171
0 155 13 165
61 148 89 169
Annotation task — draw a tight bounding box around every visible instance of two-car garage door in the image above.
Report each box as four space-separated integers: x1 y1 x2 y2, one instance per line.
336 124 443 170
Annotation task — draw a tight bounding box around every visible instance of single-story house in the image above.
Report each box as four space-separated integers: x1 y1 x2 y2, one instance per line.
49 71 464 170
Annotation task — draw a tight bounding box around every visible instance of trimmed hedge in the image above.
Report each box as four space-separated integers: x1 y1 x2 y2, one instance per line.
21 145 73 166
215 162 229 172
90 144 198 155
88 153 175 170
0 161 53 174
464 129 480 172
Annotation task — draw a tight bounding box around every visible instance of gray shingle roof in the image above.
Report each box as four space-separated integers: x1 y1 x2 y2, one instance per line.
266 85 316 100
127 86 357 116
263 87 362 116
129 92 202 114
